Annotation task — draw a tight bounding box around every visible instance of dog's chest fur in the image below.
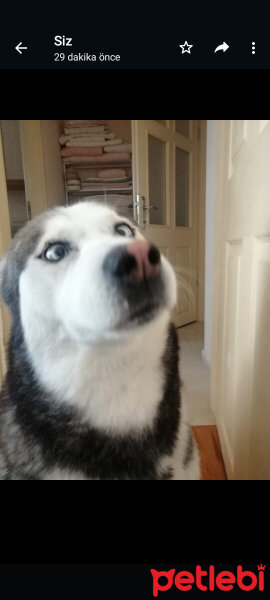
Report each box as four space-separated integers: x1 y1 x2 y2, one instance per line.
0 318 181 480
21 312 169 435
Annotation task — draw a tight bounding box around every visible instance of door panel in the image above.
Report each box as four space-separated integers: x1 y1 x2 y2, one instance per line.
218 240 242 475
175 147 190 227
148 134 167 225
175 120 190 137
212 120 270 480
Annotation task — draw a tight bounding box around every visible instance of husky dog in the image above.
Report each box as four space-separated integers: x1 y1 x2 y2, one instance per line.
0 202 199 480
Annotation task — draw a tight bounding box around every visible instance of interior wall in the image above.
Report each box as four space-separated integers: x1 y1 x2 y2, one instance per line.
7 192 28 235
106 120 131 142
0 120 24 179
202 120 216 369
0 120 28 234
40 120 65 207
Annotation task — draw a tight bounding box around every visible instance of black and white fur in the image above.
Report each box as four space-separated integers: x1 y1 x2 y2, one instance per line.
0 202 199 479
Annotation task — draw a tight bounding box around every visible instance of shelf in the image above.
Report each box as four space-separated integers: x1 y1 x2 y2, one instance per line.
67 188 133 195
63 155 133 208
63 162 132 169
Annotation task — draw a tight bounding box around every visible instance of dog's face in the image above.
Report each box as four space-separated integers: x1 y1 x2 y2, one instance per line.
1 203 177 343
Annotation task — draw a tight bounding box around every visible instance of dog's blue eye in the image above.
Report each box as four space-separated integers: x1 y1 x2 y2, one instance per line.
44 243 70 262
115 223 134 237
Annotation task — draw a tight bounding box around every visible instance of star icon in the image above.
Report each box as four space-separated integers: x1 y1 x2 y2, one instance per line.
179 41 193 54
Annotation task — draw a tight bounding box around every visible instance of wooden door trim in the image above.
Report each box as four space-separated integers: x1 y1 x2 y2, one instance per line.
210 121 226 407
197 119 207 322
19 120 47 218
210 121 230 419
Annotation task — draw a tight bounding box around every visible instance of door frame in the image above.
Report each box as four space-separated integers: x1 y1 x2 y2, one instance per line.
197 120 207 322
210 120 242 479
19 120 47 218
210 120 229 420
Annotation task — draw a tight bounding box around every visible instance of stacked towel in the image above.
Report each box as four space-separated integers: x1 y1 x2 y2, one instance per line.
81 172 132 191
60 121 116 156
65 169 81 191
64 120 107 128
65 138 122 148
60 132 116 145
104 143 132 153
98 168 126 178
60 121 132 199
61 147 103 158
66 168 79 179
60 121 132 159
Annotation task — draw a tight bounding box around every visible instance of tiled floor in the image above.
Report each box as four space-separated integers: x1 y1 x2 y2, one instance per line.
178 321 215 426
177 322 227 479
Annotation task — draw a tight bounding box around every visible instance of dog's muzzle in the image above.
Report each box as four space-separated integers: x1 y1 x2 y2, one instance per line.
103 241 164 326
103 241 160 282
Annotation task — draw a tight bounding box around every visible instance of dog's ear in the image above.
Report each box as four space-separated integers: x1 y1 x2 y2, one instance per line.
0 249 21 317
0 255 5 287
0 257 5 304
0 218 45 317
0 210 52 318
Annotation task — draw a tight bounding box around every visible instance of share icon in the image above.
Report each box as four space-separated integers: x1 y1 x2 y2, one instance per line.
214 42 229 53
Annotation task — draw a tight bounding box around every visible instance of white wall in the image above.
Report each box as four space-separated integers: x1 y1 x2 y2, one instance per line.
106 120 131 142
202 120 216 369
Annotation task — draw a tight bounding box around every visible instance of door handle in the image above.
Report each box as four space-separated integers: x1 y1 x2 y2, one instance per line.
141 197 157 212
134 194 146 229
134 196 158 229
142 197 158 229
134 194 141 226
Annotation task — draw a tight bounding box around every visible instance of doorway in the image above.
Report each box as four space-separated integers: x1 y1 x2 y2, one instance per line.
132 120 206 328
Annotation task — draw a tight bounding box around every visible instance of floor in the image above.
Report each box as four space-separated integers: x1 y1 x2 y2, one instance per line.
178 321 215 425
192 425 227 480
178 321 227 480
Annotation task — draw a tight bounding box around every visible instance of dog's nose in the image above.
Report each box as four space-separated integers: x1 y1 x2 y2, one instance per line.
103 241 160 281
127 241 160 280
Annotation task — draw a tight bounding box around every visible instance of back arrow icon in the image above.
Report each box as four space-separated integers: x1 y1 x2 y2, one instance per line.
15 42 28 54
214 42 229 53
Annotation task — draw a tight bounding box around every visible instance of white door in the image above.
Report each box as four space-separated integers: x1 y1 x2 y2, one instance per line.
211 120 270 480
132 120 199 327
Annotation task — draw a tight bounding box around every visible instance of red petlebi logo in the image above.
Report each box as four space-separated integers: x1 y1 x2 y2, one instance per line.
151 565 266 595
